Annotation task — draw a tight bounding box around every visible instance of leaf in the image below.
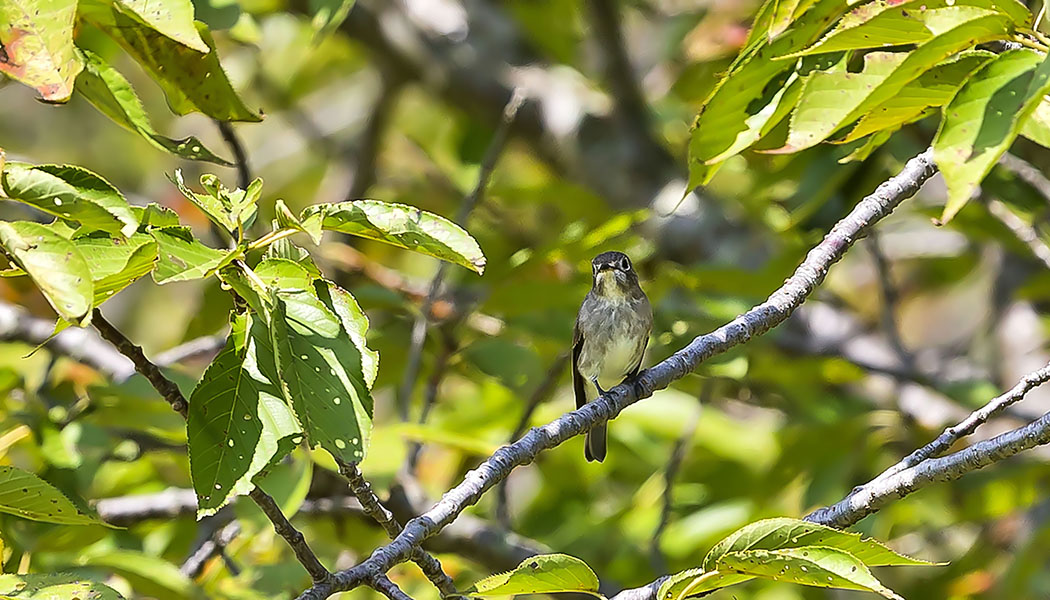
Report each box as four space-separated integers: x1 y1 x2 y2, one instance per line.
1021 96 1050 147
170 170 261 233
301 200 486 274
703 518 931 571
264 237 321 276
112 0 208 52
71 231 158 306
133 202 181 228
0 465 103 525
81 1 261 121
79 550 195 600
188 314 302 517
0 221 93 324
275 198 322 244
76 49 231 165
149 226 237 284
463 554 600 597
319 281 378 388
0 0 82 101
308 0 355 38
687 0 848 187
269 286 373 464
1 163 138 236
720 547 903 599
773 6 1014 153
935 49 1050 222
842 51 995 143
658 569 753 600
0 574 124 599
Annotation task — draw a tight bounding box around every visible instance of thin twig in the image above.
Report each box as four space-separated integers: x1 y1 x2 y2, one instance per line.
650 390 704 573
395 88 526 422
998 152 1050 206
182 521 241 578
294 149 939 600
90 310 332 584
987 198 1050 270
216 120 252 191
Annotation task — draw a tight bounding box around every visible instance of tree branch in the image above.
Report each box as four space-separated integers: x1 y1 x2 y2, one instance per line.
182 521 241 578
294 148 939 600
987 198 1050 270
216 120 252 191
374 575 415 600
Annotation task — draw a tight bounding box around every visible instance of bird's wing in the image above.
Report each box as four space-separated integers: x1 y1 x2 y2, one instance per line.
627 299 653 378
572 320 587 410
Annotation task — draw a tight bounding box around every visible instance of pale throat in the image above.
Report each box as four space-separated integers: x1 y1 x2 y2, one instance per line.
595 271 629 301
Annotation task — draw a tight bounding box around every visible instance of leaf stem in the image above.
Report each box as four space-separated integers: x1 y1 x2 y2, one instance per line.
1013 33 1049 52
246 228 299 251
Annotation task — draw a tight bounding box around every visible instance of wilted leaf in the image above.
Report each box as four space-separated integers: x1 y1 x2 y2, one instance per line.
0 574 124 599
0 0 82 101
77 49 232 165
301 200 486 274
0 221 93 324
934 49 1050 222
721 547 903 599
0 465 103 525
149 226 237 283
1 163 138 236
463 554 600 597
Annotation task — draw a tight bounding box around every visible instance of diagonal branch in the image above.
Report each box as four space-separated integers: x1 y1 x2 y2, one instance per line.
216 120 252 191
294 148 939 600
90 310 332 584
374 575 415 600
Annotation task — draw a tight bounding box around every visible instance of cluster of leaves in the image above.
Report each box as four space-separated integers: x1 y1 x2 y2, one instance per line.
455 518 933 599
690 0 1050 222
0 157 485 520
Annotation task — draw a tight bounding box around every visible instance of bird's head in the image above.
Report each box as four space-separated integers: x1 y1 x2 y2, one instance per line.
591 251 639 298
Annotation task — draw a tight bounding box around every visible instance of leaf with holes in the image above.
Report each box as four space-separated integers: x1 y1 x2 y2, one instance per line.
0 574 124 599
0 465 103 525
1 163 138 236
81 1 261 121
188 313 302 517
721 547 903 599
112 0 208 52
77 49 231 165
463 554 600 597
269 287 372 464
149 226 237 284
773 6 1014 154
301 200 486 274
0 0 82 101
934 49 1050 222
0 221 93 325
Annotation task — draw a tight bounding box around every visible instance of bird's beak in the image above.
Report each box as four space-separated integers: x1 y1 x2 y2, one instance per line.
596 263 615 272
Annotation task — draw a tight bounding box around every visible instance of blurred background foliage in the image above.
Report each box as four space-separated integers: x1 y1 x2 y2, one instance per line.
4 0 1050 598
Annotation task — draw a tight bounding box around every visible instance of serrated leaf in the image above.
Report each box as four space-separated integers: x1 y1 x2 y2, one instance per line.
77 49 231 165
703 518 932 571
0 465 103 525
301 200 486 274
113 0 208 52
657 569 753 600
0 0 82 102
935 49 1050 222
79 550 194 600
81 1 261 121
269 287 372 463
133 202 181 228
1 163 138 236
842 51 995 143
149 226 237 283
687 0 848 188
721 547 903 599
463 554 600 597
0 574 124 599
774 6 1013 153
0 221 92 324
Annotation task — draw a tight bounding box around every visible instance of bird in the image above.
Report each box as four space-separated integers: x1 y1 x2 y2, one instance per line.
572 251 652 462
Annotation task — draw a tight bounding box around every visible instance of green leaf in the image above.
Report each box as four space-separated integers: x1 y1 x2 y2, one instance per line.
301 200 486 274
0 574 124 599
842 51 995 143
463 554 600 597
703 518 931 571
0 0 82 102
935 49 1050 222
263 237 322 276
71 231 158 306
0 221 93 324
1 163 138 236
774 6 1014 153
1021 96 1050 147
275 198 322 244
687 0 848 187
188 314 302 517
720 547 903 599
308 0 355 38
269 286 372 463
149 226 237 283
79 550 195 600
658 569 753 600
112 0 209 52
0 465 103 525
76 49 232 165
81 1 261 121
170 170 261 233
320 281 378 389
133 202 181 228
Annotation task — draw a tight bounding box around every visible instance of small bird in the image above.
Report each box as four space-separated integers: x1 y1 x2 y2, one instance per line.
573 251 652 462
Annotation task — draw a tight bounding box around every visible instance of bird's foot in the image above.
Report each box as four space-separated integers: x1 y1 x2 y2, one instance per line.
590 378 608 396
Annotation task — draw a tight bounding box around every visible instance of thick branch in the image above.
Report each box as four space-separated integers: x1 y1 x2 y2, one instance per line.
374 575 415 600
294 148 938 600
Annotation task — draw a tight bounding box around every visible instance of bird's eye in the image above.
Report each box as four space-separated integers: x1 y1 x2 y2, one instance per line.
620 256 631 271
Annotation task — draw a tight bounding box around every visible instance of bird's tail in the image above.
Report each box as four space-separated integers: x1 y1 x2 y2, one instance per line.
585 423 607 462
